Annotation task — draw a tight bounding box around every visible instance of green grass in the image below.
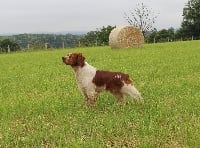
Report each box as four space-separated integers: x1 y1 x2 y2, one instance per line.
0 41 200 147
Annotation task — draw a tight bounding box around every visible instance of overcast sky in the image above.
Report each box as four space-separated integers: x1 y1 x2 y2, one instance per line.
0 0 188 34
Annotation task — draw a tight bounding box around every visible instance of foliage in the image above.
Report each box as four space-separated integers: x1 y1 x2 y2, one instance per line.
124 3 159 36
124 0 200 41
78 25 115 47
78 31 97 47
180 0 200 39
0 26 115 49
0 34 81 50
96 26 115 46
0 39 20 52
145 28 158 43
146 28 176 43
0 41 200 147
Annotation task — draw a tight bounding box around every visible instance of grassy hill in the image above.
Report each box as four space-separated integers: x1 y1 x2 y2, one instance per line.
0 41 200 147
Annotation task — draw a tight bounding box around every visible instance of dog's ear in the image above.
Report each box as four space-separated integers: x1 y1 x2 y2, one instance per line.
77 53 85 67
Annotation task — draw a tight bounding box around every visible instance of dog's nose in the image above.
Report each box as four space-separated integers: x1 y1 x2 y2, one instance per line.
62 57 65 60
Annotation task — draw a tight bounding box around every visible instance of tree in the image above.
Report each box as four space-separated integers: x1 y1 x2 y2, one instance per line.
79 25 115 47
96 25 115 46
156 28 175 42
0 39 20 52
175 28 185 40
79 31 98 47
124 3 159 36
167 27 175 41
145 28 157 43
146 27 176 43
181 0 200 39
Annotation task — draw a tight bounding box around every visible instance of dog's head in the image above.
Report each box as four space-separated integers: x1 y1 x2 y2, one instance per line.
62 53 85 67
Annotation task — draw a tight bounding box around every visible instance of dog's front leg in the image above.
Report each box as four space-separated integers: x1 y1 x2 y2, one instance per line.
83 92 90 106
87 92 98 106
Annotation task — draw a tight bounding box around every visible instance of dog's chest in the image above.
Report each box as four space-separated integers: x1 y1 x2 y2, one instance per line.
75 64 97 90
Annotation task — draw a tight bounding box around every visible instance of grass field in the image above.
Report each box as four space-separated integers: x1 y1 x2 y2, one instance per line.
0 41 200 147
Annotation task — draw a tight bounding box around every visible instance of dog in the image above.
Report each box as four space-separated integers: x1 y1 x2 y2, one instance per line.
62 53 143 106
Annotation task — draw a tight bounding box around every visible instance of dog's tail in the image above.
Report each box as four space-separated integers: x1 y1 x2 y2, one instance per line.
121 84 144 102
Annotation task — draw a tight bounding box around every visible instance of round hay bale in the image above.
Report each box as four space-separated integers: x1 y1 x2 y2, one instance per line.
109 26 144 49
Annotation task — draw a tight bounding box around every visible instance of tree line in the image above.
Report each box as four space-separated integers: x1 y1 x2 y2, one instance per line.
0 0 199 52
145 27 195 43
0 26 115 53
0 33 81 52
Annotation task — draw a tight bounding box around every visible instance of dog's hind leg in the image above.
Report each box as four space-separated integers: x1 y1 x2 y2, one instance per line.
111 91 124 102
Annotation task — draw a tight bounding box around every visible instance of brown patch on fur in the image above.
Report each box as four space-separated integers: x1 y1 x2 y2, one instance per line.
62 53 85 67
92 70 132 93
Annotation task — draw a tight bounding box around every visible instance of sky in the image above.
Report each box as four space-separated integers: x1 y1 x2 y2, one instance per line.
0 0 188 34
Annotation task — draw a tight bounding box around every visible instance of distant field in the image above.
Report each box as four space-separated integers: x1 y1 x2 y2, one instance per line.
0 41 200 147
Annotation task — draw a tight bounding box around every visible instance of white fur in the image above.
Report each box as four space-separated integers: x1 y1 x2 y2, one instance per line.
121 83 143 101
72 62 100 104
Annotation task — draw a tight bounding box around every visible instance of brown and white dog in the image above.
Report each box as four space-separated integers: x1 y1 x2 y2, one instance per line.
62 53 143 106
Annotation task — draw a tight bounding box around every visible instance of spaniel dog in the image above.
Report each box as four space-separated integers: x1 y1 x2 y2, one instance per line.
62 53 143 106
